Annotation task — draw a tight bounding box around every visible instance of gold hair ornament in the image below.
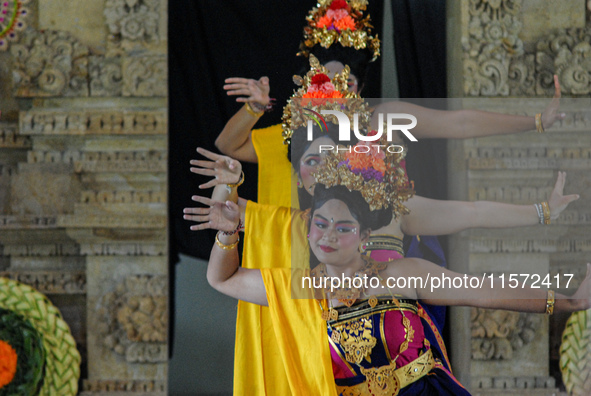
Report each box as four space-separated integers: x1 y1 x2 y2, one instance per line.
298 0 380 62
281 54 371 145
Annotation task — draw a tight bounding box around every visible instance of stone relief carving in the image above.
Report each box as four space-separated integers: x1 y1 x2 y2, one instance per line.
0 270 86 293
82 379 166 393
20 109 167 135
464 1 591 96
471 307 542 360
104 0 160 46
463 0 532 96
11 29 90 97
97 275 167 363
0 123 30 148
89 56 123 97
536 28 591 95
122 55 167 97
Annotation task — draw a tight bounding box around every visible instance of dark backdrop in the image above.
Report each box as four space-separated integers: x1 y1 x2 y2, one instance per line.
168 0 448 359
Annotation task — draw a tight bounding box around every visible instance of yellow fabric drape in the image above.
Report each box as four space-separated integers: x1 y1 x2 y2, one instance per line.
252 123 298 207
261 267 338 396
234 155 302 396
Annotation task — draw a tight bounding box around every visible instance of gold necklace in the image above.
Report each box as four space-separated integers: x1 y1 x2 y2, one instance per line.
315 258 413 365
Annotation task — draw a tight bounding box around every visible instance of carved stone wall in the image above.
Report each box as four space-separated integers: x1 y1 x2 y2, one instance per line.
0 0 167 394
448 1 590 394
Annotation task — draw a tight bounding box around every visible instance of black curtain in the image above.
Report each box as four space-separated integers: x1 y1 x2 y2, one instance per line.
169 1 383 262
391 0 447 200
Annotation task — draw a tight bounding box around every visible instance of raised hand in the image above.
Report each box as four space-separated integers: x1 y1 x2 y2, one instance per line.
183 195 240 232
224 76 270 106
190 147 242 189
548 171 579 219
541 75 566 130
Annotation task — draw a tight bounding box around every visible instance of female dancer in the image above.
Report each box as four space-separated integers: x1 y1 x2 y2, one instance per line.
188 159 591 395
188 59 577 395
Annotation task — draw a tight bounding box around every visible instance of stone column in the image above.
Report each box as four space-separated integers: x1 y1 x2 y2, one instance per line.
447 1 591 394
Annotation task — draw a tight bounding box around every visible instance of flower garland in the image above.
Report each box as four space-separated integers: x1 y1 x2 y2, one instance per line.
0 340 17 389
0 308 45 395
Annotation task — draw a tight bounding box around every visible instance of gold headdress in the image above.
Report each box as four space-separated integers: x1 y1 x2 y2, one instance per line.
298 0 380 62
281 54 371 145
313 136 414 217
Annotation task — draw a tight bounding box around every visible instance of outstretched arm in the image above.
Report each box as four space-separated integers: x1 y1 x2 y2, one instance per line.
185 195 268 305
373 75 564 139
214 77 271 163
400 172 578 236
390 258 591 314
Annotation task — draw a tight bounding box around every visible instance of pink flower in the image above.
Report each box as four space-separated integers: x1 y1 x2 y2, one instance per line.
326 9 349 21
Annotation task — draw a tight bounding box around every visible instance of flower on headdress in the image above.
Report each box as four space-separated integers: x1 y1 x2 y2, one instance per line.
316 2 357 32
339 138 387 182
330 0 350 10
302 72 344 101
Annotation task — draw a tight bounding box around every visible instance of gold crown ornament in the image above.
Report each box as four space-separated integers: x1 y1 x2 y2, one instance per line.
281 54 371 145
313 135 414 217
298 0 380 62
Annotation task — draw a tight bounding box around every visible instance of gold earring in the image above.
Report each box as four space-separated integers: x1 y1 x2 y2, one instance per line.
358 243 366 253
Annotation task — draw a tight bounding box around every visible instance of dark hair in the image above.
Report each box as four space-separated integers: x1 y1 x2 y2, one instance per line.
311 45 372 89
311 184 392 232
288 122 342 172
288 123 357 210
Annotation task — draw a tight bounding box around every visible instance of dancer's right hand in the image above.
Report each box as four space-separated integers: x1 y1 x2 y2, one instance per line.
224 76 270 106
183 195 240 232
190 147 242 189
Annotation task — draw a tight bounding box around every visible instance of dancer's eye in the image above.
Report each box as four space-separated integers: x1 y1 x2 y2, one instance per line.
337 226 357 234
313 219 328 229
303 156 320 167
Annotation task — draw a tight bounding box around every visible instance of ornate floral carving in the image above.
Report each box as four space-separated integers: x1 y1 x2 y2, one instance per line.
104 0 159 46
10 29 89 97
82 379 166 392
471 307 541 360
463 0 528 96
97 274 167 363
89 56 123 97
122 55 167 97
536 28 591 96
0 271 86 294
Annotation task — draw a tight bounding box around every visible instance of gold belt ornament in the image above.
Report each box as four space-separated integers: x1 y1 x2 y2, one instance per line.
336 349 435 396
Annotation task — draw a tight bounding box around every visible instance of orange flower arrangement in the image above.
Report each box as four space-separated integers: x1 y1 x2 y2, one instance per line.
343 139 386 181
0 339 18 389
315 0 357 32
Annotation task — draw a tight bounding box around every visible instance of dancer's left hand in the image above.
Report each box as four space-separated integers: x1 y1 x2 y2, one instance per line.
548 171 579 219
541 75 566 129
190 147 242 189
183 195 240 232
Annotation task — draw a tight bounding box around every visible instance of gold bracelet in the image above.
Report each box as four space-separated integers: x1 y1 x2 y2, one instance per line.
215 232 239 250
535 113 545 133
226 171 244 189
545 290 555 315
245 102 264 118
541 201 551 225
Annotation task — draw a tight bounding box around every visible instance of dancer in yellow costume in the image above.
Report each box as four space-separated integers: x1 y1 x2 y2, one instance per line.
189 54 578 394
186 141 591 395
213 3 564 394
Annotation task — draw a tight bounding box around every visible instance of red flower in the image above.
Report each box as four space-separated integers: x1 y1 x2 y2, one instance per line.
330 0 349 10
311 73 331 86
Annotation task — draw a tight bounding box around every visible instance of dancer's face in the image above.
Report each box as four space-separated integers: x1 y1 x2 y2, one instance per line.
298 136 335 195
308 199 369 267
324 60 359 93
